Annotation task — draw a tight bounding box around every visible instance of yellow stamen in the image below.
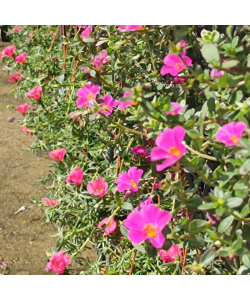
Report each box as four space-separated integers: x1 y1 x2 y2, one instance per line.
230 135 238 143
130 180 137 188
168 146 181 156
143 224 157 238
174 62 181 70
87 93 94 99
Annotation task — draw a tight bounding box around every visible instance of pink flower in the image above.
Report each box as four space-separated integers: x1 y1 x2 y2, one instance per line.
97 216 117 236
80 67 91 73
153 182 162 190
161 51 192 76
8 72 22 82
216 122 247 146
20 126 33 135
210 68 224 78
48 148 66 162
173 77 187 83
16 104 31 115
52 57 58 61
76 83 100 108
80 26 92 39
117 91 135 110
0 53 3 59
134 196 152 211
87 177 108 197
206 213 219 225
166 102 183 115
78 25 87 29
43 198 59 206
28 31 33 38
2 45 16 57
13 27 23 33
69 110 81 122
158 245 182 263
124 204 172 248
177 40 187 49
92 50 109 70
150 126 186 171
118 25 146 31
99 95 118 115
27 86 42 100
131 146 149 157
15 52 27 64
66 168 83 185
46 252 71 275
116 166 143 192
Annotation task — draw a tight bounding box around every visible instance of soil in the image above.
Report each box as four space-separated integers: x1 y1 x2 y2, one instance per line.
0 42 96 275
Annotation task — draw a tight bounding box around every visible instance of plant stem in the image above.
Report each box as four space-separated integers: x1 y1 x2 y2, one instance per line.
185 144 218 161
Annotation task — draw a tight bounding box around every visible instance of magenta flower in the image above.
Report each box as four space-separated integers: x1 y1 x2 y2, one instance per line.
92 50 109 70
158 244 182 263
2 45 16 57
80 66 91 74
99 95 118 115
118 25 146 31
206 213 219 225
16 104 31 115
20 125 33 136
46 252 71 275
27 86 42 100
87 177 108 197
117 91 135 110
131 146 149 158
48 148 66 162
134 196 153 211
124 204 172 248
66 168 83 185
80 26 92 39
15 52 27 64
43 198 59 206
69 110 81 122
161 51 192 76
116 166 143 192
216 122 247 146
76 83 100 108
13 27 23 33
173 77 187 83
166 102 183 115
97 216 117 236
150 126 186 171
210 68 224 78
8 72 22 82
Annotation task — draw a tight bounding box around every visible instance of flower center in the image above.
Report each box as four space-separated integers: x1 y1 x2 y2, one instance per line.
129 180 137 188
230 135 238 143
174 62 182 70
168 146 181 156
87 93 94 99
143 223 158 238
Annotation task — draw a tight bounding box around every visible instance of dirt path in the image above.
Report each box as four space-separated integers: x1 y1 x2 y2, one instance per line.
0 42 56 275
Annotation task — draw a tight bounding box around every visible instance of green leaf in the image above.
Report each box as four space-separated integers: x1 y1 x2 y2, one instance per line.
241 204 250 218
239 159 250 175
145 241 157 257
226 25 233 39
221 60 239 68
83 38 95 43
245 72 250 88
226 197 243 208
218 215 234 234
233 180 247 190
189 219 208 235
242 255 250 268
197 101 208 136
186 197 203 209
201 43 220 63
201 248 216 266
120 225 128 237
132 243 146 254
198 202 216 210
187 129 200 140
121 202 133 211
187 235 205 247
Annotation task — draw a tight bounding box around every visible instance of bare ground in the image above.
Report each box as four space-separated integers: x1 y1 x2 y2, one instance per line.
0 42 96 275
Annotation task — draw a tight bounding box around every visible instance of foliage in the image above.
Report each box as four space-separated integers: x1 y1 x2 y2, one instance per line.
1 25 250 275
